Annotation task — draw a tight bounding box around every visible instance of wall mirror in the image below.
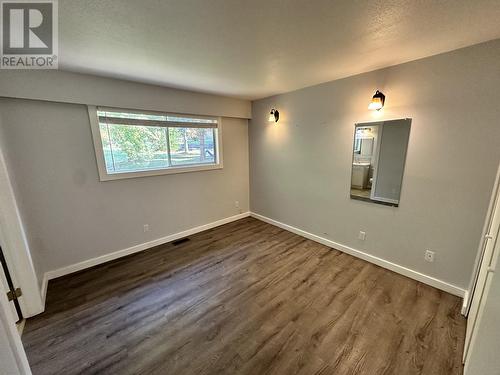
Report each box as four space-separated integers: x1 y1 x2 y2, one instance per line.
350 118 411 207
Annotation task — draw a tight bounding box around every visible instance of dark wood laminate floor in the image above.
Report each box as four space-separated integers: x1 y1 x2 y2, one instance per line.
23 217 466 375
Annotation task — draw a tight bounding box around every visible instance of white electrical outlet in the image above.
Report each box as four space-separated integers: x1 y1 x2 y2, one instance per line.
235 200 243 213
143 224 150 232
425 250 435 262
358 231 366 241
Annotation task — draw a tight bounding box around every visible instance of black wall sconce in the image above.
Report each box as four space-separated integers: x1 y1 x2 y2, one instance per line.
368 90 385 111
268 108 279 123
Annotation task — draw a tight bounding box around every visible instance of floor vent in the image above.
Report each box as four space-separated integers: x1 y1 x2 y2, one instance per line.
172 237 190 246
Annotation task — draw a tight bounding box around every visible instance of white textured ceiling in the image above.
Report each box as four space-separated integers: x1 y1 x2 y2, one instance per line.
59 0 500 100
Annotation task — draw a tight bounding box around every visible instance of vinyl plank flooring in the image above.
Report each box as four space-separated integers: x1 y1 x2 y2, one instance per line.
22 217 466 375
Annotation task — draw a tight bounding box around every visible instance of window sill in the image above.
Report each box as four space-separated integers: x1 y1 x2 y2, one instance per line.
98 163 223 181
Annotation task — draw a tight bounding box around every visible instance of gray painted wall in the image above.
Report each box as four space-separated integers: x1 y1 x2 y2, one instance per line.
249 40 500 289
0 98 249 281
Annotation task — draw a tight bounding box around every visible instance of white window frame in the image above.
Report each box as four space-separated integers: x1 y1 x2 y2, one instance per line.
88 105 223 181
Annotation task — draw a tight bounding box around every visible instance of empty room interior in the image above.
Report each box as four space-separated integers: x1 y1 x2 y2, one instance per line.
1 1 500 374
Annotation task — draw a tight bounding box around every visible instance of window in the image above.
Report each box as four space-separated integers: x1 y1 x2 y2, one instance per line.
88 106 222 180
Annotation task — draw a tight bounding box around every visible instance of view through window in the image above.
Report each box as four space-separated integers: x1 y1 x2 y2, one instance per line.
95 109 219 175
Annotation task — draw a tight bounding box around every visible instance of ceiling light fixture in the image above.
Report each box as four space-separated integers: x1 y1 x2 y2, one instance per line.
268 108 279 123
368 90 385 111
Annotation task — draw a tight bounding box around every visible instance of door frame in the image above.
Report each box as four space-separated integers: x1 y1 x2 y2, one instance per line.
0 270 32 374
464 163 500 316
0 136 44 317
463 217 500 368
0 245 22 322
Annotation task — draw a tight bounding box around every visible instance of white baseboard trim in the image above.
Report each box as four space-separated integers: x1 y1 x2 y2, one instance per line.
461 290 469 316
16 319 26 336
41 212 251 300
40 273 49 308
40 210 466 310
250 212 466 298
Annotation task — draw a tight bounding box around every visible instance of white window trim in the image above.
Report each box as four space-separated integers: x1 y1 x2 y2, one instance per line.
88 105 223 181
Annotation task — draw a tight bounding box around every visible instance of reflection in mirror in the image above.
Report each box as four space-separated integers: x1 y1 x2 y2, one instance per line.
350 118 411 207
